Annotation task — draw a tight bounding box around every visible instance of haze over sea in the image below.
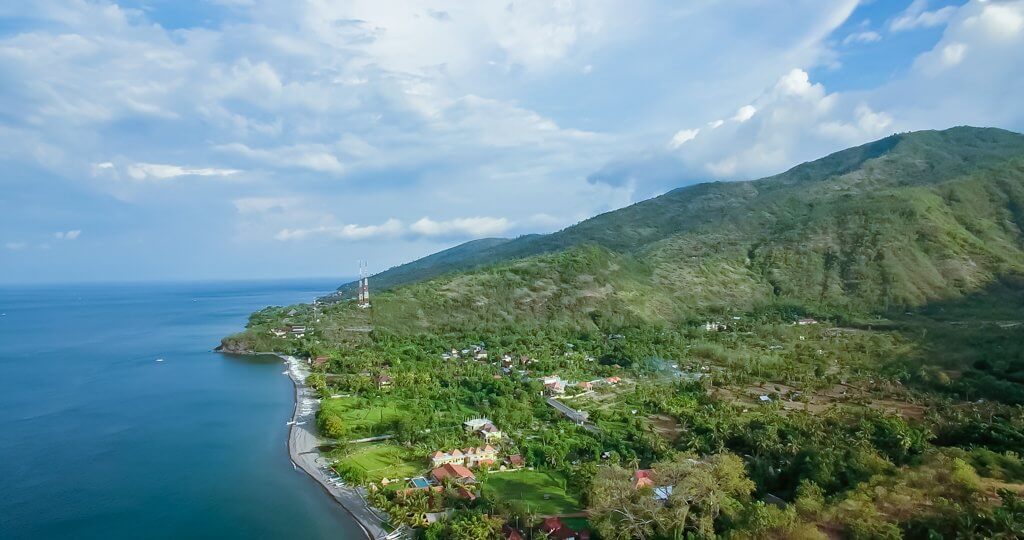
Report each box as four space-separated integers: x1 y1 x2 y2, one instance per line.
0 280 364 539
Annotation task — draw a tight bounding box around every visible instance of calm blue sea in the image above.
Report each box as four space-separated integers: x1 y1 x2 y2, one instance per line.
0 280 364 539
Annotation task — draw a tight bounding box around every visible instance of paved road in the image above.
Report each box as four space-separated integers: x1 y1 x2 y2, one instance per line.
545 397 601 434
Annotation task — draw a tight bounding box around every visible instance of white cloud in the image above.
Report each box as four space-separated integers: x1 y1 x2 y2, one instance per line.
5 242 28 251
911 2 1023 79
774 68 822 98
941 42 968 66
124 163 241 181
216 143 345 174
706 157 738 176
273 215 513 242
91 161 241 182
275 219 405 242
732 104 757 122
668 128 700 149
409 216 511 238
601 67 901 187
843 30 881 45
53 230 82 240
6 0 1024 282
964 3 1024 39
891 0 957 31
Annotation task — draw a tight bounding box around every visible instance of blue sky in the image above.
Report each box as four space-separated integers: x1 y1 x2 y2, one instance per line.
2 0 1022 283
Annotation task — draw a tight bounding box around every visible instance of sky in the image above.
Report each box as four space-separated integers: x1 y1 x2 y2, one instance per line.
1 0 1023 284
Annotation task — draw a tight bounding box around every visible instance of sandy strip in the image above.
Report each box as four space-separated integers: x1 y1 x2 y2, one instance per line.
279 355 393 540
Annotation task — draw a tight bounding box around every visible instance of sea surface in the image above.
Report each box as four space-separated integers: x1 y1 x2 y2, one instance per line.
0 280 365 540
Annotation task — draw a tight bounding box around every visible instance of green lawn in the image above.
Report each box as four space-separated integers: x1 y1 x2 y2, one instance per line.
482 470 581 515
320 396 404 439
335 443 422 483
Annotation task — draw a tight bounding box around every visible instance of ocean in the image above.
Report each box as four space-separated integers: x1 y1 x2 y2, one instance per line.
0 280 365 539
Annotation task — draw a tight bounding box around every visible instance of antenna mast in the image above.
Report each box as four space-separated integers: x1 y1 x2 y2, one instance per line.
357 261 371 308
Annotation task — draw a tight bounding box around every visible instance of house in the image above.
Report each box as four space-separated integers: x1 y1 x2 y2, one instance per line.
270 328 287 338
463 445 498 467
544 381 566 395
797 318 818 325
430 448 465 468
311 356 329 368
634 469 675 504
464 418 493 432
578 381 594 391
456 485 478 501
375 375 393 389
475 351 489 360
605 376 621 385
538 517 590 540
478 422 502 441
633 469 655 489
506 454 525 469
429 445 497 468
541 375 567 395
287 325 306 337
430 463 476 484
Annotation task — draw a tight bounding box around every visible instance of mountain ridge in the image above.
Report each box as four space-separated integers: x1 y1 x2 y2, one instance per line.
336 126 1024 314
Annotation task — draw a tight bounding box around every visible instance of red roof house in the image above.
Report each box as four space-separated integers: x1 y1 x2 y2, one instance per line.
633 469 655 489
430 463 476 484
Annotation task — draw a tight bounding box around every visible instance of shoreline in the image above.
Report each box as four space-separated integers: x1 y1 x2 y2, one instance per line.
219 349 392 539
278 354 393 540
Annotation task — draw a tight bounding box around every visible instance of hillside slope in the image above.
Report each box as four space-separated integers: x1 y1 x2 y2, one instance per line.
339 127 1024 332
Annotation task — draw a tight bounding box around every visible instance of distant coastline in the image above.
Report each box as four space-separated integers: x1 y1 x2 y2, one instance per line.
217 348 391 540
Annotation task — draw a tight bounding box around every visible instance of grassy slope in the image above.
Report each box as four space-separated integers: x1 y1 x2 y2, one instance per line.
357 128 1024 334
482 470 580 515
340 127 1024 306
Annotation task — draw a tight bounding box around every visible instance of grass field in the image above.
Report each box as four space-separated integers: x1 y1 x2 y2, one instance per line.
482 470 581 515
319 396 405 439
335 443 421 483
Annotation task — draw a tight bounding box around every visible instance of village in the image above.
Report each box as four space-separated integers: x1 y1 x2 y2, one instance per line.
317 339 639 538
258 312 665 539
260 317 786 539
217 281 1017 540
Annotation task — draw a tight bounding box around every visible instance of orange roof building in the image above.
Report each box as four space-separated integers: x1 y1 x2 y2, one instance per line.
633 469 655 489
431 463 476 484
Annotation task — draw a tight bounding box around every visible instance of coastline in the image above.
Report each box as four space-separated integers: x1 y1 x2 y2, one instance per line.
278 354 393 540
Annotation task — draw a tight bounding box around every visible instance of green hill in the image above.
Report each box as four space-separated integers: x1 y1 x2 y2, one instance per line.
338 126 1024 333
226 126 1024 537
